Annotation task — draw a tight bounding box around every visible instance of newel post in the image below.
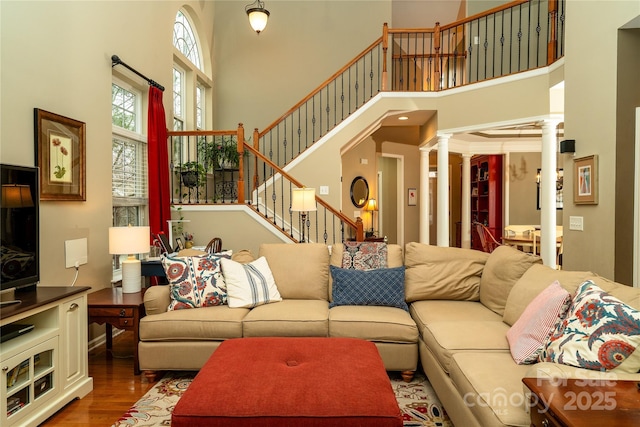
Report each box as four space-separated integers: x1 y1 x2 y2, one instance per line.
382 22 389 91
237 123 245 204
252 128 260 194
355 217 364 242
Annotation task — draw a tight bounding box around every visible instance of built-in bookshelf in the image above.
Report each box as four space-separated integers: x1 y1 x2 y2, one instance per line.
470 155 503 251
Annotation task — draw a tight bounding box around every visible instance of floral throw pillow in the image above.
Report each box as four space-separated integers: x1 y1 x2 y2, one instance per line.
341 242 387 270
540 280 640 373
161 253 228 310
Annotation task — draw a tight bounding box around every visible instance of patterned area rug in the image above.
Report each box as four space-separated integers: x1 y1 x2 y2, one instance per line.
112 371 453 427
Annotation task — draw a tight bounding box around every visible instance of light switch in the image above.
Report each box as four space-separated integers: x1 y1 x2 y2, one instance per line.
319 186 329 195
569 216 583 231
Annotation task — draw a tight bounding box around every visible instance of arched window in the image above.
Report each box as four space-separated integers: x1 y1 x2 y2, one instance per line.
173 10 202 71
172 9 210 132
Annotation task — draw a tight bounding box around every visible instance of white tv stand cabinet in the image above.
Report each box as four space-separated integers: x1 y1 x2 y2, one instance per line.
0 286 93 426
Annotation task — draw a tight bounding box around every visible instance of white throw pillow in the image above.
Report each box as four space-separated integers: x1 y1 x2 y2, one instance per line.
221 256 282 308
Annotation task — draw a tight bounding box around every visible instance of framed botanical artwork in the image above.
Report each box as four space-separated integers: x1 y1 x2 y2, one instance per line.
408 188 417 206
34 108 86 201
573 155 598 205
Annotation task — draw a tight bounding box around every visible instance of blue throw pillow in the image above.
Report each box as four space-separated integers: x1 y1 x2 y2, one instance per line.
329 265 408 311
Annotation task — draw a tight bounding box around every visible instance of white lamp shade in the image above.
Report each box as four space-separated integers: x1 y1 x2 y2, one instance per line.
109 226 151 255
365 198 378 211
247 8 269 33
291 187 317 212
1 184 34 208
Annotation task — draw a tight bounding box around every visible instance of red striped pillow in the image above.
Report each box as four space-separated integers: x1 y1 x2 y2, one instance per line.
506 280 571 364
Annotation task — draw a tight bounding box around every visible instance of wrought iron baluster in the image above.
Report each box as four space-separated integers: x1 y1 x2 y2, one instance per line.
288 184 294 238
297 108 301 156
517 4 523 71
535 0 542 67
509 5 514 73
311 96 316 147
325 85 330 134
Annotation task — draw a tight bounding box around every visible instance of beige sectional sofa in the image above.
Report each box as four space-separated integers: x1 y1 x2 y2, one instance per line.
139 243 418 381
138 242 640 427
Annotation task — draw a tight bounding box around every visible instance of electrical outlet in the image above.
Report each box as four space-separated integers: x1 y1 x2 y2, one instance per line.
569 216 583 231
65 238 88 268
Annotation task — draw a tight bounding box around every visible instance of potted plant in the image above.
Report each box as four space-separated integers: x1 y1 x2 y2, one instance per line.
198 136 242 170
178 161 206 188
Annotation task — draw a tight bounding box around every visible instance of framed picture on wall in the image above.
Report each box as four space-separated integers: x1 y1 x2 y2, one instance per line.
408 188 417 206
536 169 563 210
574 155 598 205
34 108 86 201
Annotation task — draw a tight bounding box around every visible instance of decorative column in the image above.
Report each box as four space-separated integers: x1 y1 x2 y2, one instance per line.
437 134 451 247
419 147 431 244
461 154 472 249
540 119 561 267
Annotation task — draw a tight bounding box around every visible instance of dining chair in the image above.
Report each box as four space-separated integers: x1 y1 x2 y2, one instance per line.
205 237 223 254
474 222 502 253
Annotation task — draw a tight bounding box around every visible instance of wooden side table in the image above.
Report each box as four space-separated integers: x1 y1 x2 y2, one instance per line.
523 377 640 427
88 287 145 375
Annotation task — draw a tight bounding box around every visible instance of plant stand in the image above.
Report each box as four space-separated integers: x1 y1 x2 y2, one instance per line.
213 168 238 202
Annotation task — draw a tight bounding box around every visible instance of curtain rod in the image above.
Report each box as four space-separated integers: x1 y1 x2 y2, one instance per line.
111 55 165 92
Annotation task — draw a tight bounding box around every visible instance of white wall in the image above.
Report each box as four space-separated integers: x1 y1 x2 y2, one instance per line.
562 1 640 277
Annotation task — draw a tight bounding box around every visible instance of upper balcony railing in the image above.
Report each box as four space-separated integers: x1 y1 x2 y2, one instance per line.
390 0 564 91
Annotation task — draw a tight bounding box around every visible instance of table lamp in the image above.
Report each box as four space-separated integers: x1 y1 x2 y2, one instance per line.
109 225 150 293
291 187 317 243
1 184 34 208
365 198 378 237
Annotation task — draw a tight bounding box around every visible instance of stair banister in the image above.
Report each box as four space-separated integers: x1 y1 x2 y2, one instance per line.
258 36 384 138
242 141 361 235
439 0 529 30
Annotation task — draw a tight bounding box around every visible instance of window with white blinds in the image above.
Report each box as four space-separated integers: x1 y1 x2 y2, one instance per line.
111 81 147 275
112 131 148 211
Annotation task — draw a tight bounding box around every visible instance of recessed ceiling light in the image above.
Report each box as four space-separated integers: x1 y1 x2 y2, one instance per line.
398 116 409 121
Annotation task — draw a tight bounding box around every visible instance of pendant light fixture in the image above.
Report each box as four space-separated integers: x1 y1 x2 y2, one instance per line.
245 0 270 34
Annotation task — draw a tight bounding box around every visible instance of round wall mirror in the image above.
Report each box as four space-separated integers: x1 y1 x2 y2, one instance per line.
350 176 369 208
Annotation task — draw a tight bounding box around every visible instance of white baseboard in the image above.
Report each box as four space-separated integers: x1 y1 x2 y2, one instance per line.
88 328 125 352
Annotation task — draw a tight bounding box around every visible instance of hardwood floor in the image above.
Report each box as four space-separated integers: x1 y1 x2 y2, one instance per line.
42 331 154 426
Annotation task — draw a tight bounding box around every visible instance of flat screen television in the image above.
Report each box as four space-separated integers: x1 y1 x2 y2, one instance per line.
1 164 40 293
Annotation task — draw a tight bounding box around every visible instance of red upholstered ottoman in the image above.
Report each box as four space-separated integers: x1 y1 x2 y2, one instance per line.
171 337 402 427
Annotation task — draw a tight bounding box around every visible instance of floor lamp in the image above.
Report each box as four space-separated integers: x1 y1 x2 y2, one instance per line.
291 187 317 243
109 225 150 293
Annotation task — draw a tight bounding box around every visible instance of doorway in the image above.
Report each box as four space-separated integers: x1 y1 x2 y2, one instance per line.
378 155 404 246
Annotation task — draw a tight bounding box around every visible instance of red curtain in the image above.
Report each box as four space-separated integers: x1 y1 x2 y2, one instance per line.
147 86 171 238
